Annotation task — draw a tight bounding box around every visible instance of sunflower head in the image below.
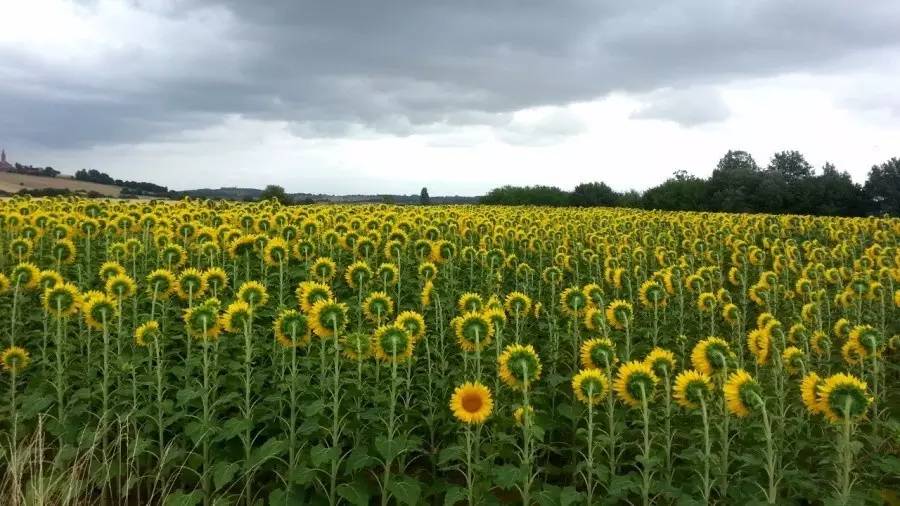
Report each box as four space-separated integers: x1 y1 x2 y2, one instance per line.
309 299 349 338
38 270 63 291
572 369 609 405
583 307 606 333
833 318 851 340
605 299 633 330
274 309 310 348
781 346 805 375
498 344 542 390
134 320 161 347
237 281 269 309
455 312 494 352
673 369 712 410
99 261 126 281
345 261 373 289
840 340 865 365
42 283 81 317
202 268 229 295
458 292 484 313
183 303 221 340
363 291 394 323
614 361 659 408
176 268 207 300
513 405 535 427
396 311 426 342
82 293 117 330
450 382 493 424
146 269 177 298
800 372 826 416
723 369 760 418
637 279 667 309
221 301 253 333
818 373 871 423
561 286 589 315
810 330 831 356
690 337 732 375
373 323 414 363
420 279 435 307
311 257 338 281
106 273 137 300
52 238 77 264
848 325 881 356
722 303 740 324
0 273 9 294
1 346 30 373
263 237 289 266
296 281 333 313
376 263 399 286
504 291 532 316
644 348 676 379
580 337 617 370
582 283 604 307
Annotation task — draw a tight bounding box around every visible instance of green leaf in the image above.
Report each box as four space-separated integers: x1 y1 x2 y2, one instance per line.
246 438 286 471
492 464 522 490
443 485 467 506
219 418 250 441
163 490 202 506
176 388 200 404
375 436 406 461
345 446 375 473
289 466 317 486
387 476 422 506
212 461 238 491
310 444 336 468
438 445 464 466
336 482 371 506
303 399 325 417
535 484 584 506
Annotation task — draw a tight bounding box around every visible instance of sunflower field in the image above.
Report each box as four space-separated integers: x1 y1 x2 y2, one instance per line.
0 196 898 506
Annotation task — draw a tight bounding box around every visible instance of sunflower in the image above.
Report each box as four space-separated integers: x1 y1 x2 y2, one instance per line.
42 283 81 317
99 261 126 281
418 261 438 281
134 320 161 347
376 263 399 286
582 283 605 307
345 261 373 289
747 328 771 366
499 292 531 318
0 273 9 294
817 373 871 423
263 237 289 266
638 279 667 308
513 405 534 427
580 337 617 370
840 340 865 365
51 238 77 264
420 279 434 307
697 292 717 313
237 281 269 309
176 268 207 301
572 369 609 405
106 273 136 301
723 369 760 418
644 348 676 379
1 346 30 373
82 292 117 330
455 311 494 352
274 309 310 348
396 311 426 342
614 361 659 408
363 291 394 323
161 243 188 269
498 344 542 390
228 234 257 259
458 292 484 313
450 382 493 424
311 257 338 282
691 337 731 375
296 281 333 313
146 269 177 299
848 325 881 356
722 303 740 324
780 346 803 375
373 323 414 363
9 237 32 258
810 331 831 356
605 299 632 330
673 369 713 410
202 268 229 296
221 301 253 333
37 270 63 291
309 299 349 338
833 318 851 340
560 286 589 316
183 302 221 340
800 372 825 416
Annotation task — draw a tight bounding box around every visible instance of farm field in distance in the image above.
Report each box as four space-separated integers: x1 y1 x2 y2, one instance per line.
0 196 897 506
0 172 122 197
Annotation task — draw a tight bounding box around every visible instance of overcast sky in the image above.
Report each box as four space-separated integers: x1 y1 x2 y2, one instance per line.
1 0 899 195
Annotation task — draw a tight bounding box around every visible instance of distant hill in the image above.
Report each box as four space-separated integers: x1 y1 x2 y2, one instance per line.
0 172 121 197
172 187 479 204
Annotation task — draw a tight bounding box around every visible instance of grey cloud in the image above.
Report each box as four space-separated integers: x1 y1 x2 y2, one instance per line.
2 0 899 148
631 87 731 126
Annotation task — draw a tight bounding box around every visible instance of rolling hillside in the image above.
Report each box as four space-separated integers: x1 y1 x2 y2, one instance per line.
0 172 121 196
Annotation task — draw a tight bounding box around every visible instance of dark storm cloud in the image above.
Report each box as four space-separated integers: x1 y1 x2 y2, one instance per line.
2 0 899 147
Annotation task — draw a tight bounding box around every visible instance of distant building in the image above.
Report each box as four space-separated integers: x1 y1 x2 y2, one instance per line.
0 149 14 172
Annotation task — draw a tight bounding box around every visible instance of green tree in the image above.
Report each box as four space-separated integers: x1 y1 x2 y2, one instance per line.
259 184 291 205
865 157 900 215
767 150 813 182
570 181 619 207
420 187 431 205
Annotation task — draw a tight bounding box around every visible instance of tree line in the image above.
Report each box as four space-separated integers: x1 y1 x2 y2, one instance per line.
74 169 169 196
481 151 899 216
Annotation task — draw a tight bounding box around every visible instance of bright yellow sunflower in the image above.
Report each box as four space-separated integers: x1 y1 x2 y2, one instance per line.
817 373 871 423
614 361 659 408
723 369 759 418
672 369 713 410
450 382 493 424
572 369 609 405
1 346 30 373
498 344 542 390
800 372 825 416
